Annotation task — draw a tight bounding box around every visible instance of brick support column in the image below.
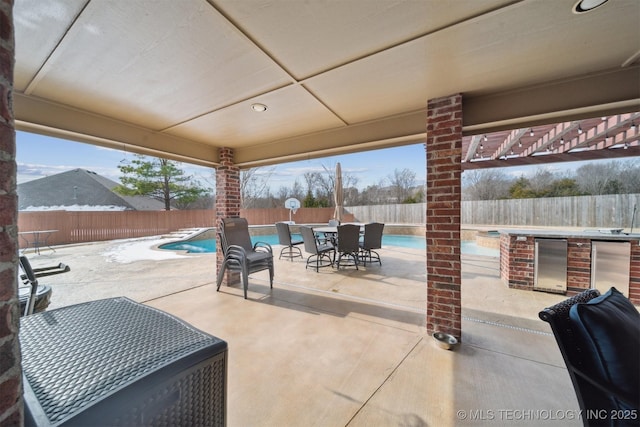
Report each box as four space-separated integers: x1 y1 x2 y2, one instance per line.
425 94 462 339
0 1 21 424
215 148 241 286
500 234 535 289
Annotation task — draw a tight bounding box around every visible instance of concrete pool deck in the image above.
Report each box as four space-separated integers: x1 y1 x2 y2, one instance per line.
22 236 585 426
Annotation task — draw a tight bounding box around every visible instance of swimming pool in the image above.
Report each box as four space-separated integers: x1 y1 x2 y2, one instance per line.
159 234 500 257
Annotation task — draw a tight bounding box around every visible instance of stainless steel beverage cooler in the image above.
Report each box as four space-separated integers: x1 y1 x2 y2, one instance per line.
591 241 630 296
534 238 568 293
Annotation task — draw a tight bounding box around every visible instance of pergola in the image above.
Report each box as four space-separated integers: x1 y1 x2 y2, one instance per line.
7 0 640 336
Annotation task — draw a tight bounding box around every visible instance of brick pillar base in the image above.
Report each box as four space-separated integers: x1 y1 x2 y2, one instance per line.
215 148 241 286
425 94 463 340
501 234 535 290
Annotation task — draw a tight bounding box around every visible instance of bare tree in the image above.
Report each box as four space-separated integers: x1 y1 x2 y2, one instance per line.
297 162 361 206
276 185 290 201
342 175 359 205
616 160 640 194
275 179 305 204
290 179 305 201
528 168 556 194
303 171 318 195
241 166 276 208
575 161 622 195
177 194 215 210
359 178 389 205
315 165 334 201
462 169 512 200
319 162 359 205
387 168 416 203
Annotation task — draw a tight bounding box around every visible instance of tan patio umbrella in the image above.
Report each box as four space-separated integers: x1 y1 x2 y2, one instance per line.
334 162 343 222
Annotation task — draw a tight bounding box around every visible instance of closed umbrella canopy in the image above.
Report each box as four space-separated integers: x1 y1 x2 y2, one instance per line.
334 162 343 222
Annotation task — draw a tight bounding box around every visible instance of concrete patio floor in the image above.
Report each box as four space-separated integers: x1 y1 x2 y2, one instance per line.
24 237 585 426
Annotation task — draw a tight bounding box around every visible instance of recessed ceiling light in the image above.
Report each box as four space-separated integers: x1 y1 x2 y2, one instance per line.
573 0 609 14
251 103 267 112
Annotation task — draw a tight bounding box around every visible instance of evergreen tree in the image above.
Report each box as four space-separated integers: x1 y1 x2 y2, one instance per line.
114 155 209 210
303 191 317 207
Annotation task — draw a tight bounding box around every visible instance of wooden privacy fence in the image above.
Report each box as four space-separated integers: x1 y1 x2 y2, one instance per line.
346 204 426 224
347 193 640 228
18 210 217 247
20 194 639 248
461 194 640 228
17 207 355 248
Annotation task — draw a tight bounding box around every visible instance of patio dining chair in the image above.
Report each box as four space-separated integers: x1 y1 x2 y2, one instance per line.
336 224 360 270
300 226 335 272
275 222 303 261
359 222 384 266
216 217 274 299
539 287 639 426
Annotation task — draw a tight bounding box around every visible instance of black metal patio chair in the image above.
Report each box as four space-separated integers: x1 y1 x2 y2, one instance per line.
275 222 303 261
300 226 335 272
359 222 384 266
539 287 639 426
216 217 274 299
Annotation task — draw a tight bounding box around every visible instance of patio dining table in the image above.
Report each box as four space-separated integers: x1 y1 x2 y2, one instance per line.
313 223 364 234
313 224 364 245
19 229 58 255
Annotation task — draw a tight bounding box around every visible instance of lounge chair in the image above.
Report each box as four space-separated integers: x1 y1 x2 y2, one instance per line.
359 222 384 266
300 226 335 272
336 224 360 270
275 222 303 261
539 287 639 426
18 255 66 316
216 218 274 299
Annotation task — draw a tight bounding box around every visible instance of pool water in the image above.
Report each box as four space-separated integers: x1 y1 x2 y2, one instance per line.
159 234 500 257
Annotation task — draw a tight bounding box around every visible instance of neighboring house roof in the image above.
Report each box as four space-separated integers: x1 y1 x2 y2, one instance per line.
17 168 166 211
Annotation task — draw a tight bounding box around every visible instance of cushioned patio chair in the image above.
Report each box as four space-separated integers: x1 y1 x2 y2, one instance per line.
276 222 303 261
216 217 274 299
359 222 384 266
539 287 639 426
336 224 360 270
300 226 335 272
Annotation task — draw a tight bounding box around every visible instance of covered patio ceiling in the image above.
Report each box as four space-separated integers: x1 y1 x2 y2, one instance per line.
12 0 640 169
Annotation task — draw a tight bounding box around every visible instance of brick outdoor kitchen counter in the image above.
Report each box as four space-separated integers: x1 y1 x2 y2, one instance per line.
499 228 640 305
